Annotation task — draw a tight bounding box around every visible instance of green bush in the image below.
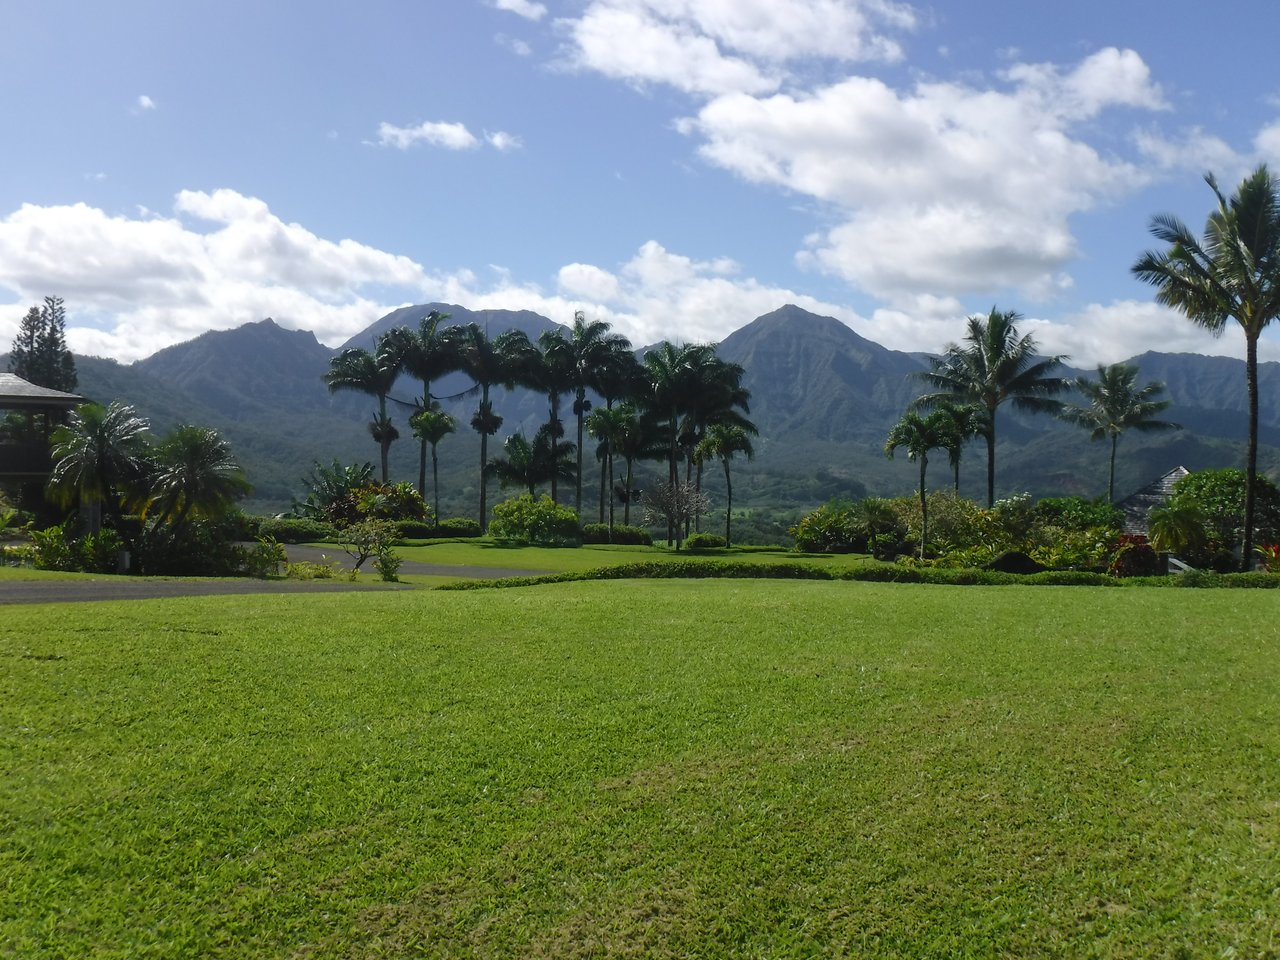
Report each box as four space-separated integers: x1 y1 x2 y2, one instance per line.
490 494 582 547
257 517 337 544
684 532 726 551
78 529 125 574
393 519 437 540
29 525 78 571
285 559 338 580
1169 468 1280 560
581 523 653 545
789 501 864 553
1034 496 1123 531
433 517 482 538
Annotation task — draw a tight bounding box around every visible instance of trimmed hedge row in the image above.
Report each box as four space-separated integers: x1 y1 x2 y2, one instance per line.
437 559 1280 591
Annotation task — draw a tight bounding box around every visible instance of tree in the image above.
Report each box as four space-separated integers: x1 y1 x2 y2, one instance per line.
9 296 77 392
147 425 251 533
563 312 633 515
409 404 456 523
1132 165 1280 569
1057 364 1180 503
931 400 984 493
1167 468 1280 562
324 332 404 482
599 402 664 526
448 323 536 532
694 424 754 548
524 328 574 503
392 311 459 498
915 308 1069 507
46 401 151 535
486 424 576 498
641 480 709 550
884 410 959 559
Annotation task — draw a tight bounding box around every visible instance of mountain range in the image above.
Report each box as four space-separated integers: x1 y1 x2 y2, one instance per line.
38 303 1280 520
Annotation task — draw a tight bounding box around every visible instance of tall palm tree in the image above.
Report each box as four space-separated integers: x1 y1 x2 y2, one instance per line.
448 323 536 532
1132 164 1280 568
324 332 404 482
393 311 460 498
915 308 1069 506
1058 364 1180 503
148 425 251 533
588 340 645 523
587 404 628 533
47 401 151 535
525 328 574 504
884 409 960 559
694 424 754 547
931 400 985 493
563 312 634 516
409 404 456 523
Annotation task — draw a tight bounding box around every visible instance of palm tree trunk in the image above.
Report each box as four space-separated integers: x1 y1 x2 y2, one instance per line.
723 460 732 547
575 399 585 516
549 397 559 504
599 450 607 526
1108 434 1118 504
919 455 928 560
418 437 428 498
431 446 440 527
1243 334 1260 571
985 414 996 508
478 389 490 533
624 457 634 526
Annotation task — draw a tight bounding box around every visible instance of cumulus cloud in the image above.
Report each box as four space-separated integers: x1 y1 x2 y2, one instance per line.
0 191 430 361
493 0 547 20
681 48 1167 302
559 0 915 96
1255 120 1280 165
376 120 479 150
136 94 156 111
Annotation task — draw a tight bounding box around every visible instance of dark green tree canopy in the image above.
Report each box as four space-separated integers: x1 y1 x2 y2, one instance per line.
9 296 77 392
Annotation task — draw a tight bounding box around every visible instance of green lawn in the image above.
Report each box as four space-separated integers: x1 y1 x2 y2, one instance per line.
3 581 1277 958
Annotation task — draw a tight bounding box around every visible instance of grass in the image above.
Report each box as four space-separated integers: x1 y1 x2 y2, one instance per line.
3 581 1278 958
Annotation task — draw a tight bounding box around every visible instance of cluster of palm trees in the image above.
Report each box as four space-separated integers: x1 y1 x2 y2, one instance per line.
46 401 248 537
325 311 757 540
890 163 1279 570
887 307 1178 558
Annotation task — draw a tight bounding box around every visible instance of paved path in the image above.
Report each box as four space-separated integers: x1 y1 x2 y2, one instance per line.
0 546 546 605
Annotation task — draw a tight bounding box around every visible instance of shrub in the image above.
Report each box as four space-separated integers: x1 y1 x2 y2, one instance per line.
1169 468 1280 557
29 525 78 571
78 529 125 574
1109 534 1162 577
1034 496 1123 531
240 537 288 578
285 559 337 580
393 519 437 540
372 546 402 582
581 523 653 545
490 494 582 547
354 482 429 522
684 532 726 551
433 517 482 538
257 517 337 544
993 493 1036 541
1028 526 1116 572
789 501 863 553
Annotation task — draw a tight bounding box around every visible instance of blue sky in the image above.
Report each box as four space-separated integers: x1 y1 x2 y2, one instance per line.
2 0 1278 365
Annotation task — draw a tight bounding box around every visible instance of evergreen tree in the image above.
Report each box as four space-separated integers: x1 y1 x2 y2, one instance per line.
8 296 77 391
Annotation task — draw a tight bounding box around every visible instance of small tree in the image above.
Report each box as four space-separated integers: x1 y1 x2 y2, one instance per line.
642 480 709 550
885 410 960 559
9 296 77 392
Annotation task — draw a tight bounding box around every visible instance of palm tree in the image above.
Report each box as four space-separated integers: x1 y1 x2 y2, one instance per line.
324 332 404 482
47 401 151 535
694 424 754 547
486 424 576 497
448 323 536 532
915 308 1069 507
409 404 456 523
587 404 627 533
526 328 574 503
148 425 250 533
884 409 959 559
1058 364 1180 503
1132 165 1280 568
394 311 460 498
930 400 984 493
563 312 634 515
601 402 664 526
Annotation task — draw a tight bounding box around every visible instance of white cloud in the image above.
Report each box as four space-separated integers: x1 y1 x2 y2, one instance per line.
496 33 533 56
493 0 547 20
0 191 430 361
1135 126 1242 173
1255 120 1280 165
486 130 523 151
136 94 156 111
376 120 479 150
683 48 1165 302
559 0 915 96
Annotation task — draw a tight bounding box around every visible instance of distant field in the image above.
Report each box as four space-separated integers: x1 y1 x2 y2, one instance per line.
3 581 1277 958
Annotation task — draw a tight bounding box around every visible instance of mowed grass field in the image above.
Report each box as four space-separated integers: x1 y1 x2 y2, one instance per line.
3 580 1278 958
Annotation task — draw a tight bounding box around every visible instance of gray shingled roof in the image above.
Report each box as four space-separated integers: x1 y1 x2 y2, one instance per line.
1117 466 1189 535
0 372 85 408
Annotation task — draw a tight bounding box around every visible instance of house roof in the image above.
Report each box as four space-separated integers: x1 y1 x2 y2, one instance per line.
0 372 86 409
1117 465 1189 535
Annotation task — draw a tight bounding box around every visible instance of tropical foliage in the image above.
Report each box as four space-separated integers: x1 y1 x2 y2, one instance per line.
1133 164 1280 568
